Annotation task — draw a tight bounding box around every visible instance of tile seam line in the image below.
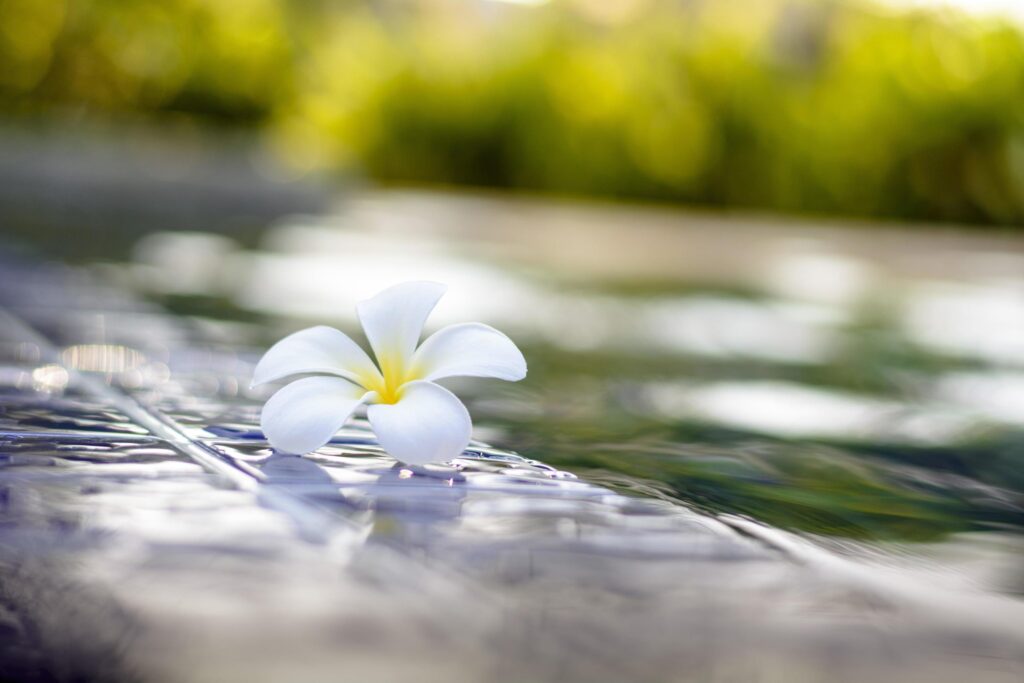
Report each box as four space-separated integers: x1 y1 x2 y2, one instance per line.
0 307 256 485
0 306 346 538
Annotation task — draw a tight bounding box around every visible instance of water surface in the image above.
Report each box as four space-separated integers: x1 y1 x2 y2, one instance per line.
2 192 1023 682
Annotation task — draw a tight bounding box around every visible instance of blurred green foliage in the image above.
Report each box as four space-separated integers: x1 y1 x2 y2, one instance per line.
4 0 1024 225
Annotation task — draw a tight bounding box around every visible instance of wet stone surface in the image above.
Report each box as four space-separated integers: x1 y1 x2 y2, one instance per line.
0 249 1022 683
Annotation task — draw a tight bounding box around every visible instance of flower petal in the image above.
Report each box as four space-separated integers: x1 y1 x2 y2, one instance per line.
261 376 370 454
413 322 527 382
251 326 381 389
356 282 446 373
367 381 471 465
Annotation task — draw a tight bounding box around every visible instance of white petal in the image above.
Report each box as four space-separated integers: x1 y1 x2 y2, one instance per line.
356 282 446 371
251 326 381 388
261 376 370 454
413 322 527 382
367 381 471 465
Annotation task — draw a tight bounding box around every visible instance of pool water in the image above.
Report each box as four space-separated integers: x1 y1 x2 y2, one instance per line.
1 191 1023 682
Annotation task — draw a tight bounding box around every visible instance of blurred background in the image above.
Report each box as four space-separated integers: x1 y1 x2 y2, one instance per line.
5 0 1024 224
2 0 1024 578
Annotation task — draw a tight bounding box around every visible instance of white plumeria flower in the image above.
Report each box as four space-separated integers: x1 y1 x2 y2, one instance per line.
251 281 527 464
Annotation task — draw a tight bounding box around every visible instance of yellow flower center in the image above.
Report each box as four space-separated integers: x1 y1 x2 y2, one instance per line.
359 351 422 405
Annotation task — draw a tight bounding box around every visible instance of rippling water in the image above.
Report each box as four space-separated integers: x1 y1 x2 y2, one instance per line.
2 191 1024 682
